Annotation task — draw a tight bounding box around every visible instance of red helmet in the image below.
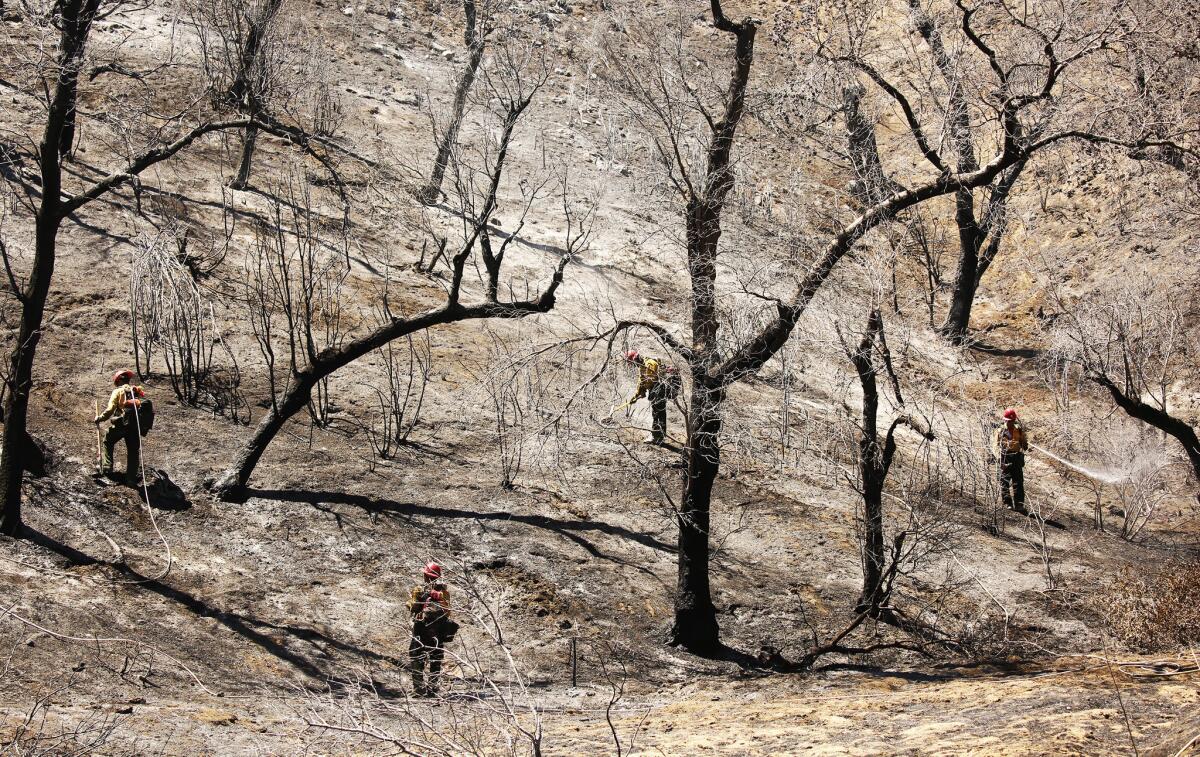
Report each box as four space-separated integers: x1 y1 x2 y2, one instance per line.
422 562 442 579
1002 408 1018 421
112 369 135 385
624 350 639 363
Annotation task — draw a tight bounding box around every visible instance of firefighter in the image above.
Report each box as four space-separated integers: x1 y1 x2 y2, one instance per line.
994 408 1029 512
94 369 145 486
408 562 453 697
622 350 675 445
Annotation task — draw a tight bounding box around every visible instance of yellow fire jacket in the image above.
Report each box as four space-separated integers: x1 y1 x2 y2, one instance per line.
994 424 1029 456
95 385 145 423
630 358 662 402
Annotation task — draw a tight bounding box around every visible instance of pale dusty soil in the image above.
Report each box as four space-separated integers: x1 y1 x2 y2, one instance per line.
549 663 1200 755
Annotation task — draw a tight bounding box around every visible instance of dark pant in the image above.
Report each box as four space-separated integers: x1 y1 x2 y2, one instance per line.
999 453 1025 510
102 418 141 484
649 385 668 444
409 620 445 694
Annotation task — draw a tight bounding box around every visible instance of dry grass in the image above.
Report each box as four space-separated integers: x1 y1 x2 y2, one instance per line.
1099 561 1200 651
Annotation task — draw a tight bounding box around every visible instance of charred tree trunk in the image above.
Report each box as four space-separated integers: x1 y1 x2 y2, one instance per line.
845 309 917 615
0 0 99 536
418 0 484 205
940 191 983 342
0 223 60 535
671 380 724 653
58 77 80 159
848 309 891 613
211 260 567 499
210 371 315 497
231 122 260 190
941 156 1028 340
227 0 283 191
665 1 757 656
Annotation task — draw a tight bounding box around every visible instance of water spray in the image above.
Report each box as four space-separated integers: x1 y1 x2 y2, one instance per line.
1029 443 1130 485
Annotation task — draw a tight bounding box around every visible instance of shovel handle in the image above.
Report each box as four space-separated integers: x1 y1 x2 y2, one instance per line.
94 400 102 466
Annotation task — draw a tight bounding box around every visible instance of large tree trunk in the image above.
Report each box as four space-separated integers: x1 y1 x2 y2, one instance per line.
0 221 58 536
939 191 984 342
230 122 259 190
670 381 724 654
846 309 911 616
209 372 314 497
0 0 97 536
849 309 887 612
670 193 724 653
665 3 755 656
58 77 80 159
418 0 484 205
941 154 1030 341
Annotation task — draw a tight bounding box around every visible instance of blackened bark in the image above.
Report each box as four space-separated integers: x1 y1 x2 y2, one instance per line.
1089 373 1200 488
209 372 315 498
851 310 883 610
0 0 99 536
667 0 757 655
940 190 984 342
686 200 722 357
231 123 259 190
227 0 284 190
419 0 484 205
842 84 901 207
58 77 80 158
671 380 724 653
211 260 568 500
847 309 897 614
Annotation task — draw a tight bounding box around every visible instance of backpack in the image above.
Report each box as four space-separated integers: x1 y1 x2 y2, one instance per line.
125 386 154 436
135 398 154 436
661 366 682 399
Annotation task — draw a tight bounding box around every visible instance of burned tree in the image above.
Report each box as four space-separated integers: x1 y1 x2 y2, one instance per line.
0 0 339 535
840 308 931 614
1050 278 1200 491
223 0 285 190
189 0 343 191
243 178 349 430
829 0 1035 343
210 41 593 499
418 0 489 205
129 231 244 417
608 0 1176 654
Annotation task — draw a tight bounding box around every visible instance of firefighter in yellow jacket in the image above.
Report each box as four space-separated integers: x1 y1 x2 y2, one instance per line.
993 408 1029 512
623 350 671 445
94 370 145 486
408 562 452 697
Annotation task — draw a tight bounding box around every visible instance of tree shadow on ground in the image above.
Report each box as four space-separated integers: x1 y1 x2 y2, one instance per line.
813 661 960 682
246 487 676 565
23 527 408 697
968 341 1043 360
